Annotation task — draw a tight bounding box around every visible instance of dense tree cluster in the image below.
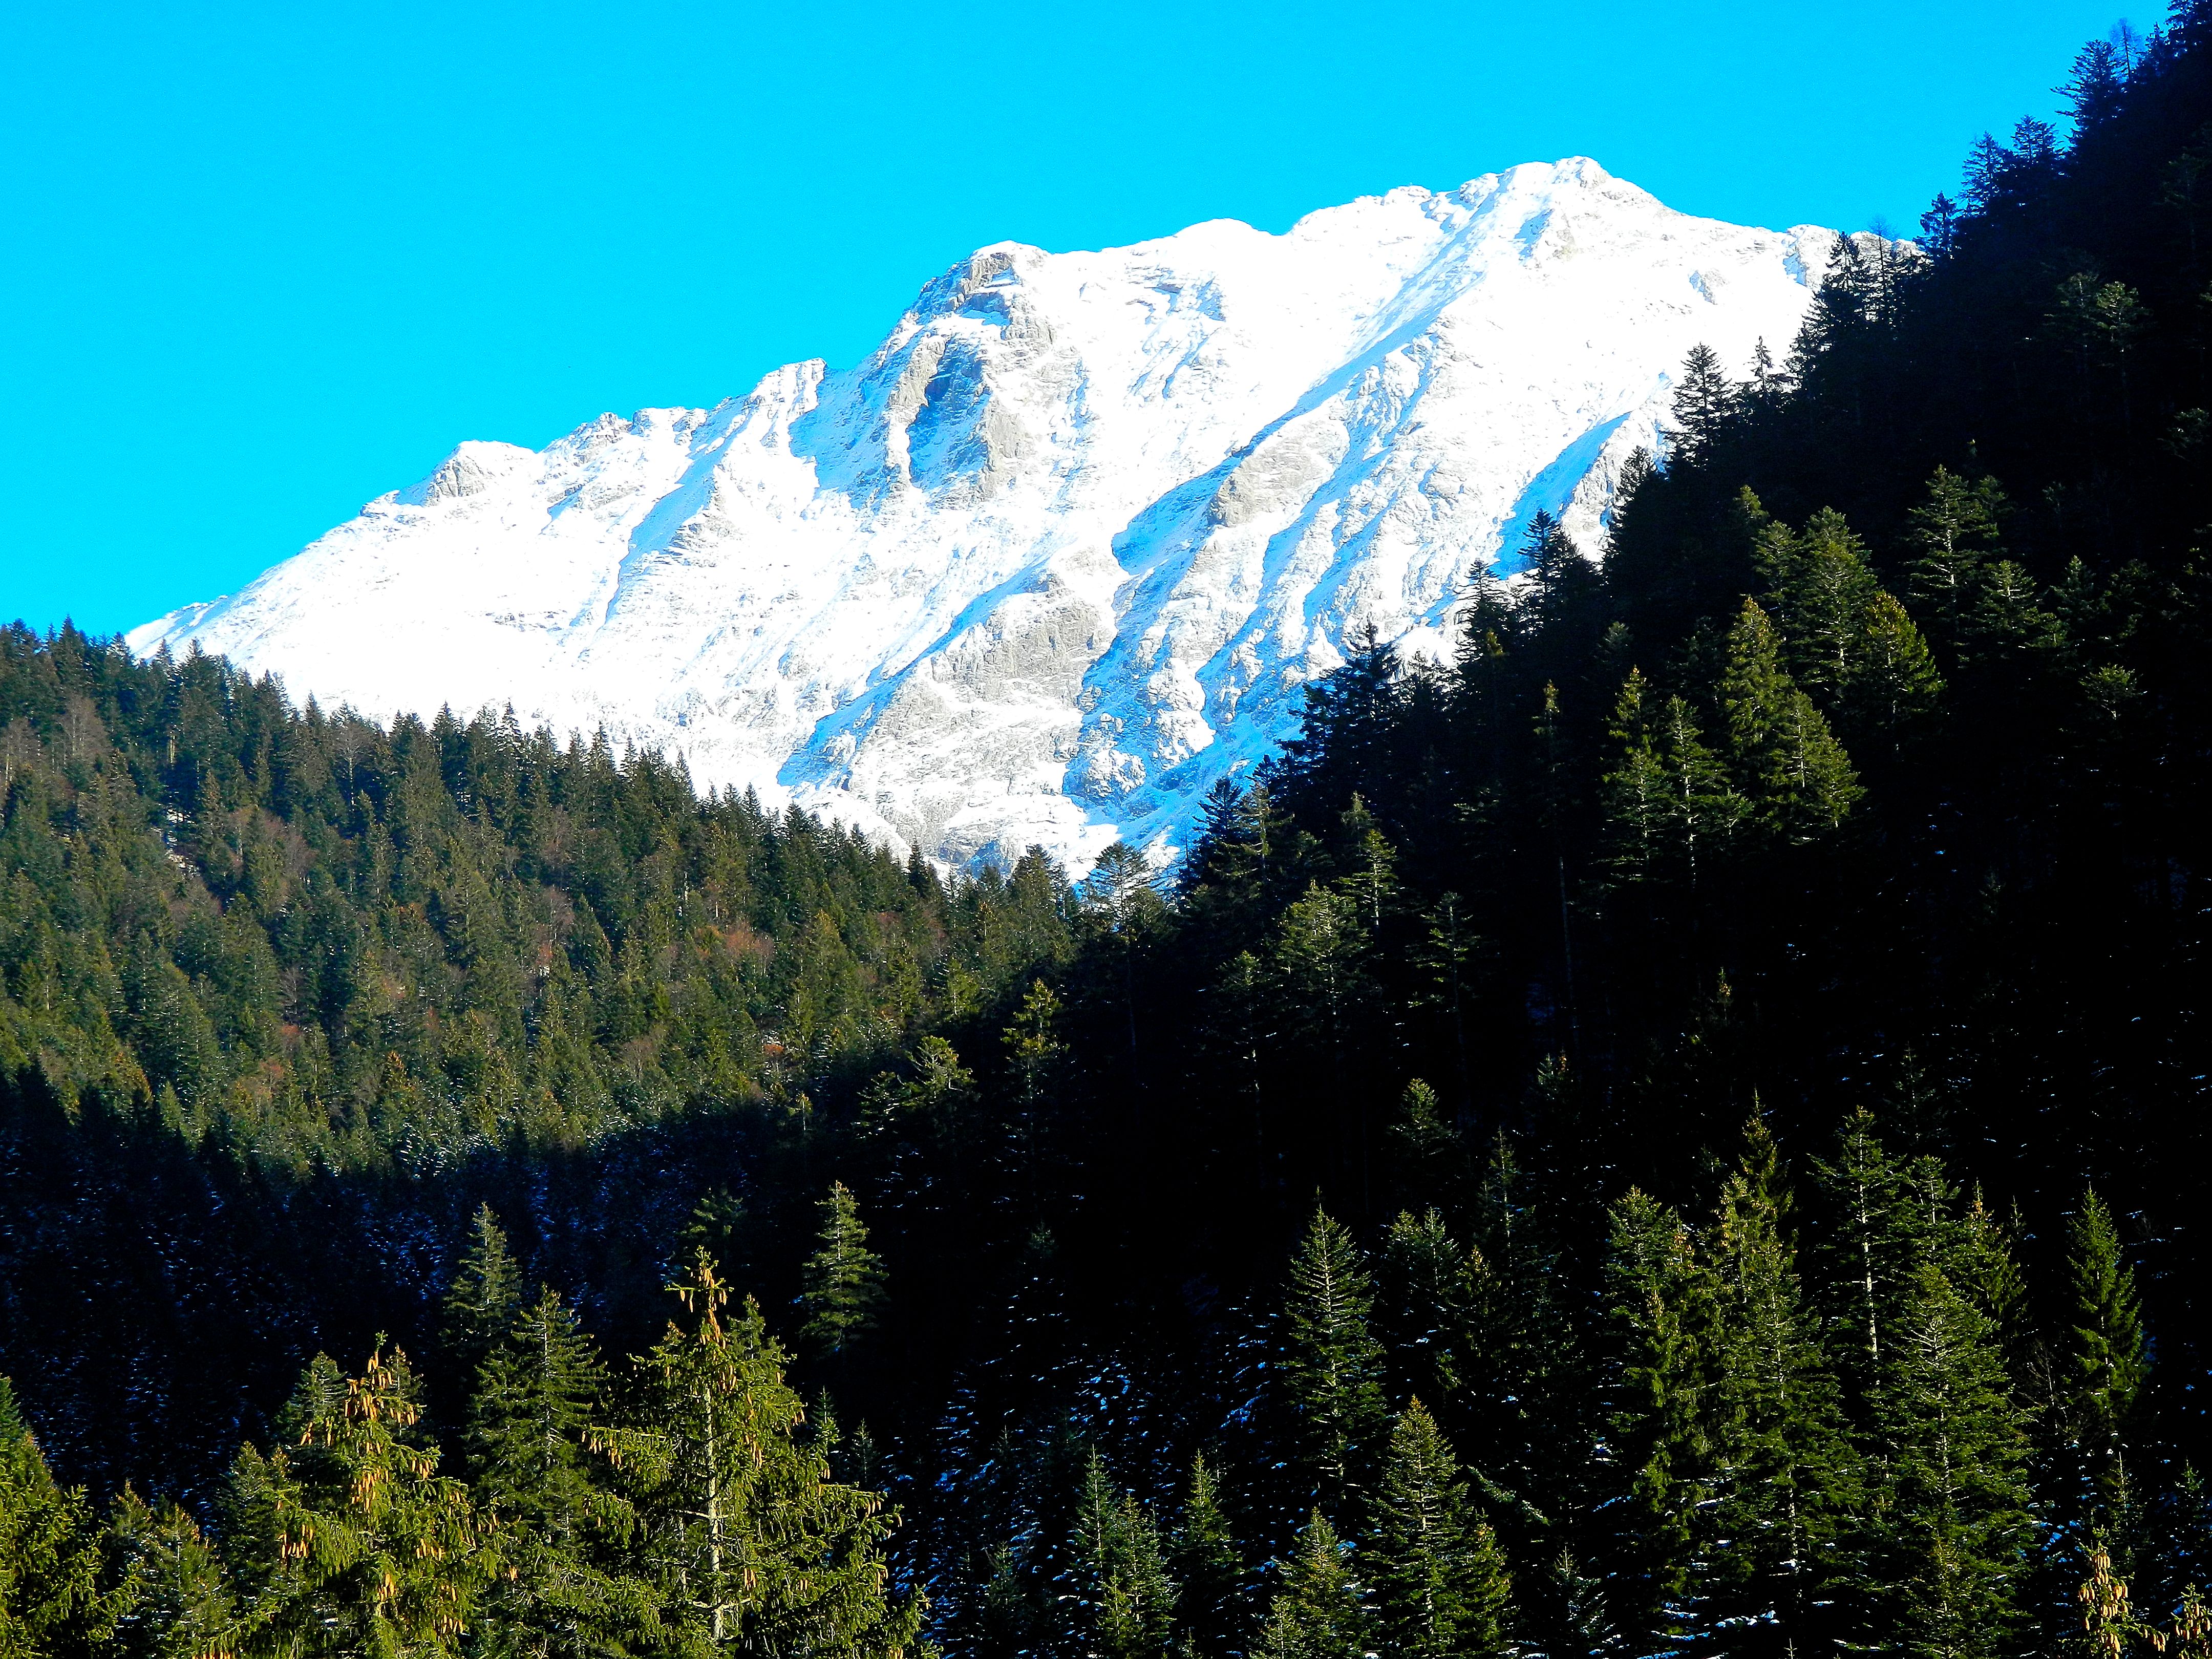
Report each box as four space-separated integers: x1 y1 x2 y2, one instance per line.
5 5 2212 1655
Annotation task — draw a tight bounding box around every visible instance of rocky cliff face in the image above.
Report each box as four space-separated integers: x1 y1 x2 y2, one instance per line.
132 159 1855 871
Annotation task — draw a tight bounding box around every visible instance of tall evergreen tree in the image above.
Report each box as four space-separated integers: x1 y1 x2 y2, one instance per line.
101 1488 242 1659
1279 1210 1390 1522
1600 1189 1717 1650
798 1181 889 1365
1258 1512 1368 1659
223 1346 492 1659
1700 1120 1861 1654
0 1377 118 1659
608 1252 921 1658
1172 1452 1244 1658
1366 1402 1509 1659
1071 1452 1178 1659
1869 1262 2034 1657
442 1205 523 1395
467 1285 639 1659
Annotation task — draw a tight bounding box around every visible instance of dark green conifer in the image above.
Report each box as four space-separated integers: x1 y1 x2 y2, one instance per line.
1258 1511 1368 1659
798 1181 889 1363
0 1377 119 1657
1869 1262 2034 1656
1701 1119 1861 1653
467 1285 637 1659
2065 1188 2146 1503
223 1346 492 1659
1366 1402 1509 1658
1172 1452 1243 1657
1280 1210 1390 1521
442 1205 523 1389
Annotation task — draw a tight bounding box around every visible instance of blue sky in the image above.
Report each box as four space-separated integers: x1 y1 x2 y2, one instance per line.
1 0 2133 635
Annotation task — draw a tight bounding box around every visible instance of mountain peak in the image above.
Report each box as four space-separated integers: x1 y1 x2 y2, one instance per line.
130 165 1847 873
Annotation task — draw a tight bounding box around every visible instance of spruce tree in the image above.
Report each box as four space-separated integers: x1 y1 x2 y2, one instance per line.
467 1284 638 1659
1719 599 1862 840
1701 1120 1860 1654
1905 467 2006 653
0 1377 118 1657
1600 1189 1717 1650
1366 1402 1509 1658
1258 1511 1368 1659
1378 1208 1474 1413
1868 1261 2033 1657
102 1489 243 1659
609 1251 921 1657
2062 1188 2146 1517
442 1204 523 1393
1279 1210 1390 1522
1172 1452 1244 1657
223 1346 492 1659
798 1181 889 1364
1072 1453 1178 1659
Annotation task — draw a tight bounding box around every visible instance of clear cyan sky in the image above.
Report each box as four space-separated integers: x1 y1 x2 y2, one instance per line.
1 0 2137 635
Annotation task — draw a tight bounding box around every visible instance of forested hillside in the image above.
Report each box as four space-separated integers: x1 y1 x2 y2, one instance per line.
5 7 2212 1656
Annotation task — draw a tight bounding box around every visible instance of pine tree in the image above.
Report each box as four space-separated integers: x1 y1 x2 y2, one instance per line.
1258 1511 1368 1659
223 1346 492 1659
608 1251 922 1657
467 1284 639 1659
799 1181 889 1363
1366 1402 1509 1658
1280 1210 1390 1522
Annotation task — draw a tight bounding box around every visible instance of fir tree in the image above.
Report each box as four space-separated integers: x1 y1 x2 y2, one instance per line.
1072 1452 1178 1659
1905 468 2006 652
1601 1189 1717 1650
1701 1119 1861 1653
2064 1188 2146 1507
798 1181 889 1364
1280 1210 1390 1521
1378 1207 1475 1413
1670 344 1740 460
1601 1194 1716 1654
1366 1402 1509 1658
1720 600 1861 840
101 1489 244 1659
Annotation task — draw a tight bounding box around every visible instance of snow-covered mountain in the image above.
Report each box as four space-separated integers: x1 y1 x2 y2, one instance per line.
132 159 1854 872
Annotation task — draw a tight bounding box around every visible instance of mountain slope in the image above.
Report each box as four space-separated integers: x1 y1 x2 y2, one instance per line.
131 158 1854 870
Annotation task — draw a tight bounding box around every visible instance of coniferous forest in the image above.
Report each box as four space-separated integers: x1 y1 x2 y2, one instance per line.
6 11 2212 1657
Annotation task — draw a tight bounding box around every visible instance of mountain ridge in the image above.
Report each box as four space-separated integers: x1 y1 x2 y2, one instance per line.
131 158 1862 871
